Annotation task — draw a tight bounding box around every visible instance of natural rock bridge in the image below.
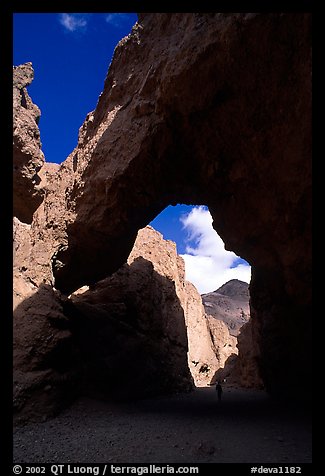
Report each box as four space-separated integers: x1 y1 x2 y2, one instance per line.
13 13 311 420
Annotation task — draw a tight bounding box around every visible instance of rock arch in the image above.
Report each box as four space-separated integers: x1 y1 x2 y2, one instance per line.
52 14 311 398
14 13 311 402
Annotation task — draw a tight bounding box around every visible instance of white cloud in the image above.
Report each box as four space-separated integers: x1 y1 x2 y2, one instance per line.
180 206 251 294
105 13 133 27
59 14 87 32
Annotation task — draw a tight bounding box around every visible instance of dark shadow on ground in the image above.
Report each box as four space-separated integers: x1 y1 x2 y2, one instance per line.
13 386 312 464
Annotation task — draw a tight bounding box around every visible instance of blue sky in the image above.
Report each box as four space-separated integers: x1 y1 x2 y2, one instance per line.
13 13 138 164
13 13 250 293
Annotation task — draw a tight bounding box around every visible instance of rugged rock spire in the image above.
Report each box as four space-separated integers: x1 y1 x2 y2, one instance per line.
13 62 45 223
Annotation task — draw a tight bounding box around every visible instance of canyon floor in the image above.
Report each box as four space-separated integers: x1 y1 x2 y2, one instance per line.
13 386 312 464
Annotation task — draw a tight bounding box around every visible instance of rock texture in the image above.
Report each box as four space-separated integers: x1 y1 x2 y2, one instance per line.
13 224 198 421
13 216 81 422
13 12 311 407
14 219 243 421
231 320 264 388
13 63 45 223
52 13 311 400
183 281 236 387
206 316 238 368
202 280 262 388
211 320 264 389
68 227 237 392
202 280 250 336
68 226 193 400
13 283 81 423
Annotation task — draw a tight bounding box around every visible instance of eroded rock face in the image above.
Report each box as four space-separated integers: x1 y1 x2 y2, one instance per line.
183 281 237 387
202 280 250 337
50 13 310 399
202 280 262 388
14 226 195 420
68 227 239 393
212 319 264 389
13 63 45 223
68 226 193 399
206 316 238 369
13 281 81 422
231 320 264 389
183 281 219 386
13 13 311 404
14 221 246 421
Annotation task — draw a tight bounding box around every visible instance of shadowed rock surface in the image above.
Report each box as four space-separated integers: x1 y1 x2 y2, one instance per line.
13 227 195 422
13 218 255 421
212 319 264 389
202 280 263 388
68 226 194 400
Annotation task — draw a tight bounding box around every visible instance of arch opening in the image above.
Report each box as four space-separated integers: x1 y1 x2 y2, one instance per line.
148 204 257 390
51 203 256 403
150 204 251 294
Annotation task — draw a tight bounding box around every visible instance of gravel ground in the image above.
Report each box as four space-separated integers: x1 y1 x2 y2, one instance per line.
13 386 312 464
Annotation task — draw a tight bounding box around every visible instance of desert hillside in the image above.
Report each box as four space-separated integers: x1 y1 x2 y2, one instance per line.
202 279 250 336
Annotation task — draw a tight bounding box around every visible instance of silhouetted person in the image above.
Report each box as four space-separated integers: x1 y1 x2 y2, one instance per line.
216 381 223 401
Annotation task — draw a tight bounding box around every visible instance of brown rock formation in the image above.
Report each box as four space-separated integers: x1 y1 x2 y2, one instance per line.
67 227 241 393
13 226 197 420
14 220 244 420
202 280 262 388
13 63 45 223
211 319 264 389
206 316 238 368
183 281 223 387
183 281 219 386
13 218 81 422
68 226 193 400
183 281 238 387
13 12 311 405
232 320 264 388
52 13 310 400
202 280 250 337
13 283 80 422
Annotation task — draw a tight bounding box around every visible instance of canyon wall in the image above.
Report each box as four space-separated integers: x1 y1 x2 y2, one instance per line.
55 13 310 399
13 63 45 223
14 218 236 421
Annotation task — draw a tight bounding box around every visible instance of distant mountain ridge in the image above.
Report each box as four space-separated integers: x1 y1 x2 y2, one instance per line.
201 279 250 336
216 279 250 299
